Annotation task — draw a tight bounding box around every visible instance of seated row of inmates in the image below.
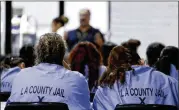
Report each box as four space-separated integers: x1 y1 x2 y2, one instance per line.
1 45 35 92
1 56 24 92
93 44 178 110
0 33 178 110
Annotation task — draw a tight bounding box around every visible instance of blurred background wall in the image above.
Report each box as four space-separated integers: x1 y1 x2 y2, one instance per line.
0 1 178 59
110 2 178 58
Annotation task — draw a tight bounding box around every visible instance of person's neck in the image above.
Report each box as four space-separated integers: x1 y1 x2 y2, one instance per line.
54 24 63 32
79 25 90 32
57 26 63 31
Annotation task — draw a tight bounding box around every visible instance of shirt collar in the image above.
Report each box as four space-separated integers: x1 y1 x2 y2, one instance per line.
77 26 92 33
119 65 153 87
1 66 21 79
35 63 67 79
131 65 152 74
35 63 64 72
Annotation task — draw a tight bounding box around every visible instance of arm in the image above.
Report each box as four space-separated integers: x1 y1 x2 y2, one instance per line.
93 93 105 110
70 74 91 110
94 32 104 48
64 31 68 41
93 88 114 110
163 78 178 106
64 31 72 52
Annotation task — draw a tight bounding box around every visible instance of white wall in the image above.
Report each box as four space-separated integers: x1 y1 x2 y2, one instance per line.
1 2 108 55
65 2 109 34
110 2 178 59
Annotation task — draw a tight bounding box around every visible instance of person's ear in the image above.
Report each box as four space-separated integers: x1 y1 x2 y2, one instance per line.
18 62 25 69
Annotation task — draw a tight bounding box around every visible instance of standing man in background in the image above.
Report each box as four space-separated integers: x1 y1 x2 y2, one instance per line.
64 9 105 51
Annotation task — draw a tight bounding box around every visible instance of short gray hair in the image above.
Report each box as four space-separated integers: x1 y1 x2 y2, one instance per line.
79 9 91 16
35 33 66 65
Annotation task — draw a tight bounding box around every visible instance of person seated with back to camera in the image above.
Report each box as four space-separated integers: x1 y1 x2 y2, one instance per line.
146 42 165 67
93 41 178 110
1 44 35 93
154 46 179 81
121 39 144 65
19 44 35 68
68 41 106 93
146 43 178 80
1 56 25 92
7 33 91 110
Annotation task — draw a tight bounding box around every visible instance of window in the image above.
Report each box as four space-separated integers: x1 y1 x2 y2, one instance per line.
110 2 178 58
11 2 59 55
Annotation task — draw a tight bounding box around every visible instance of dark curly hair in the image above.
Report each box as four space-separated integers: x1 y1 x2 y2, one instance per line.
35 33 66 65
99 46 132 88
20 45 35 67
68 42 103 91
146 42 165 67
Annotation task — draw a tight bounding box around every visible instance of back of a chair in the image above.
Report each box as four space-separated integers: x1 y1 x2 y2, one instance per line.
115 104 178 110
5 102 69 110
0 92 11 101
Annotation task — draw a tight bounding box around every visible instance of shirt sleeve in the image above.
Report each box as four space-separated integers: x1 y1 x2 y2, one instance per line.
69 74 92 110
93 92 104 110
163 77 178 107
93 87 114 110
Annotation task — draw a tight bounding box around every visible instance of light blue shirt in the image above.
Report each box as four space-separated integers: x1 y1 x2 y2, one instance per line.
1 67 21 92
170 64 178 81
8 63 91 110
84 65 106 93
93 66 178 110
